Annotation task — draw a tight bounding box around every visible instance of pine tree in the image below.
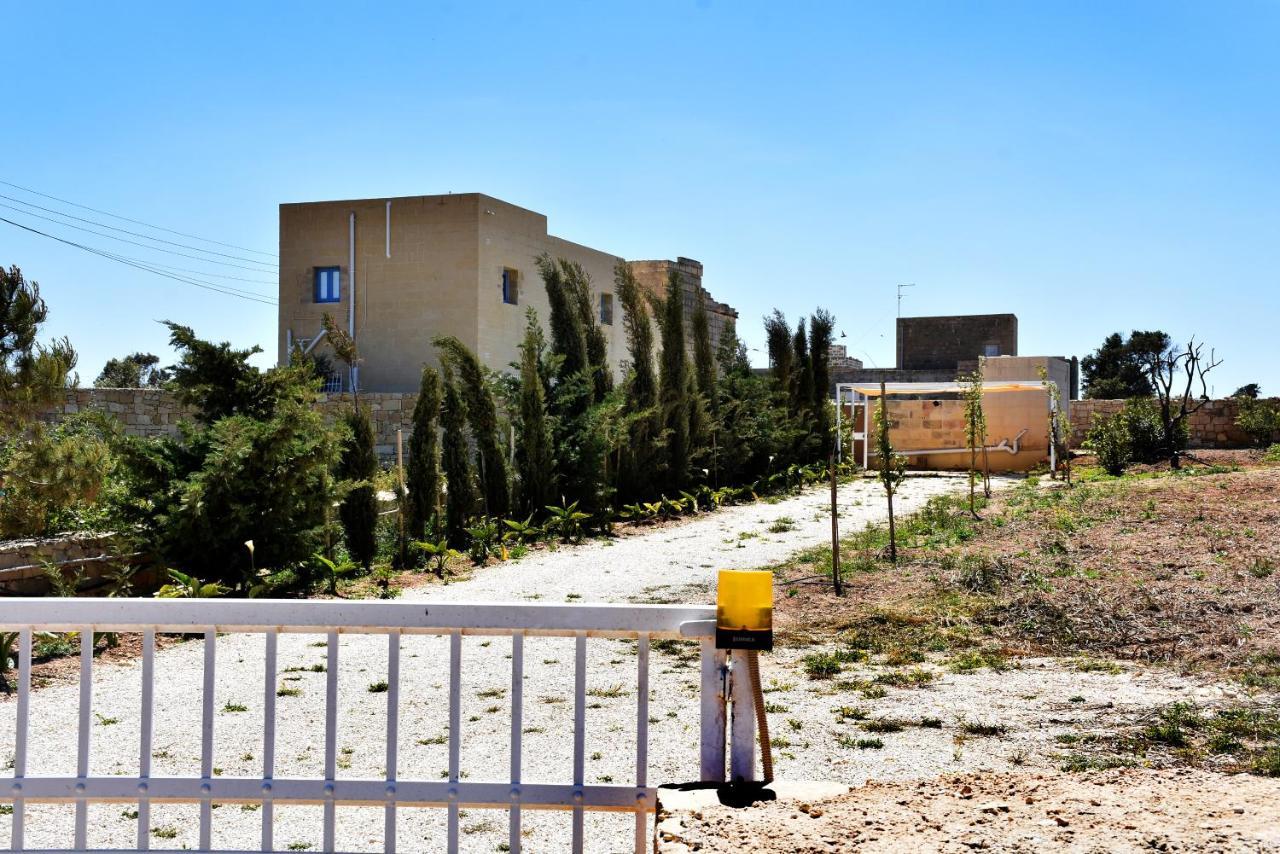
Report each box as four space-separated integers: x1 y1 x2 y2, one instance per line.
516 310 555 514
435 336 510 518
439 367 479 543
657 270 691 490
337 405 379 571
406 365 442 543
1 265 76 430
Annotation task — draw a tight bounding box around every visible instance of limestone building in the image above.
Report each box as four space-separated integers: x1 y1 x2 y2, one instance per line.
277 193 737 392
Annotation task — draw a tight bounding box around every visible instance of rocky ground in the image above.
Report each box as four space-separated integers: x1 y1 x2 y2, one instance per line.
658 766 1280 852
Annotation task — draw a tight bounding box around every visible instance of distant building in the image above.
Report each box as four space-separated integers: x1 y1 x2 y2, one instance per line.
278 193 736 392
833 313 1077 399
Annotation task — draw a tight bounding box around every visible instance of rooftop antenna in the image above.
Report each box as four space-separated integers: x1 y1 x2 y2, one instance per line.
897 282 916 318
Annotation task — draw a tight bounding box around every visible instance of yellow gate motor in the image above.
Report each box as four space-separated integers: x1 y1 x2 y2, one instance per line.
715 569 773 651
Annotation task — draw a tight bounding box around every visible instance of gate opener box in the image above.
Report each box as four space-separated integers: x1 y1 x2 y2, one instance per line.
715 569 773 651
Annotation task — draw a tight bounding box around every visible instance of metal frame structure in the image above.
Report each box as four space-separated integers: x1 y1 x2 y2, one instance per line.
835 380 1054 470
0 598 752 854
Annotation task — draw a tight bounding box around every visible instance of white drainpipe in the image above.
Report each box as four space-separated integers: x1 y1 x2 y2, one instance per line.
348 212 358 393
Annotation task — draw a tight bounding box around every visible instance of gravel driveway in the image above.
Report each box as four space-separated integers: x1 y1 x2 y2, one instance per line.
0 476 966 853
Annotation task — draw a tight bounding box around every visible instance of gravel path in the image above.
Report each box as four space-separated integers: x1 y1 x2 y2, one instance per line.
0 476 965 853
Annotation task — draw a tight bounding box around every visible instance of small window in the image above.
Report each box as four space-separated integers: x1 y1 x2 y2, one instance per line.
314 267 341 303
502 268 519 305
983 343 1000 357
599 292 613 325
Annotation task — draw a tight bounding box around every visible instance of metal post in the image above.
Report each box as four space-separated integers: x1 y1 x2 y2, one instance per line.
834 386 842 463
728 650 756 783
698 639 727 782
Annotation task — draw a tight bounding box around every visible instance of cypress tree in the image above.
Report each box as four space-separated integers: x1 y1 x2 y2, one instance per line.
337 405 379 571
657 270 691 490
615 263 662 502
434 336 510 518
792 320 813 421
691 293 716 407
516 310 555 514
537 254 588 384
440 367 479 543
809 309 836 448
563 260 613 402
537 254 605 512
764 310 793 393
406 365 442 543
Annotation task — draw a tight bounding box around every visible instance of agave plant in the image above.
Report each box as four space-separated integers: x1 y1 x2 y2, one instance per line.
154 569 228 599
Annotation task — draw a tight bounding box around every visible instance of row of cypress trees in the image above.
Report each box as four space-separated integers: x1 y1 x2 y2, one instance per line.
392 253 839 556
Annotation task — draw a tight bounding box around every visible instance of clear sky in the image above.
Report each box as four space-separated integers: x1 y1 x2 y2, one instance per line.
3 1 1277 395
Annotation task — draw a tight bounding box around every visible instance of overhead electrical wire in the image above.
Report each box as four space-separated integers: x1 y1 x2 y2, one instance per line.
0 202 278 273
0 178 277 259
0 216 277 306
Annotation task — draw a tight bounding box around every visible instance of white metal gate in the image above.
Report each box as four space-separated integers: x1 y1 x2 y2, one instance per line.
0 598 741 854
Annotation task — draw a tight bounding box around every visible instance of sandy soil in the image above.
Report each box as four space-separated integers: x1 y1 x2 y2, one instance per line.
661 767 1280 853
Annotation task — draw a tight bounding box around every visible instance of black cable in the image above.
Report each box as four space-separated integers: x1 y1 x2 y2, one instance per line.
0 192 278 268
0 202 278 273
0 178 277 258
0 216 277 306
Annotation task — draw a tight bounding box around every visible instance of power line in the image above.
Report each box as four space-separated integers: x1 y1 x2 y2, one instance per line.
0 178 277 258
0 202 278 273
0 216 277 306
0 192 278 269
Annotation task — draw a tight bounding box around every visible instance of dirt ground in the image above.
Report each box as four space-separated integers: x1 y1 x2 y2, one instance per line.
660 767 1280 852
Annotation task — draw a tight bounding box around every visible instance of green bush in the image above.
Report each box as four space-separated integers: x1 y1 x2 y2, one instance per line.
1236 399 1280 448
1086 412 1132 476
1118 398 1183 464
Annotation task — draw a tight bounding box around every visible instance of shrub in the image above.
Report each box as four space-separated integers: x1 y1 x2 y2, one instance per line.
1236 399 1280 448
1120 397 1183 464
1086 411 1132 476
337 406 378 571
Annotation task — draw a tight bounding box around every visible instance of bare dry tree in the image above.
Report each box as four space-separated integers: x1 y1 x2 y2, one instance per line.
1135 337 1222 469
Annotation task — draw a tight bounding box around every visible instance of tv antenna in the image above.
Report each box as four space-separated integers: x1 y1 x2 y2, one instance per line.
897 282 916 318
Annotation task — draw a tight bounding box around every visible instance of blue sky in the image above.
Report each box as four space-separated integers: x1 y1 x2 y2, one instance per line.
3 1 1277 394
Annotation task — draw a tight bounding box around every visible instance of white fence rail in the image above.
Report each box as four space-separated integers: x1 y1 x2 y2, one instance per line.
0 599 727 854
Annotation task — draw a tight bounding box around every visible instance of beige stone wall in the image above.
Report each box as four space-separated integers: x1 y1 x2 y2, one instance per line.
1067 398 1277 448
474 198 628 378
629 257 738 357
36 388 196 438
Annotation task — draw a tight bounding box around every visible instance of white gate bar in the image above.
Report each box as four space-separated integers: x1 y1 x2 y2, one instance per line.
572 632 587 854
8 777 655 809
323 630 338 852
200 629 216 851
11 627 30 851
138 628 155 851
384 631 400 854
261 630 277 852
0 600 714 637
698 640 727 782
447 629 461 854
728 650 756 783
634 633 650 854
75 626 91 849
508 631 524 854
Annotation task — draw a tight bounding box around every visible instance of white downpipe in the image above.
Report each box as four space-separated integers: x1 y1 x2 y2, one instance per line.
348 213 358 393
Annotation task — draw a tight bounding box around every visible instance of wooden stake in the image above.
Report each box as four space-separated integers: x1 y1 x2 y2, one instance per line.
829 451 842 596
396 428 407 569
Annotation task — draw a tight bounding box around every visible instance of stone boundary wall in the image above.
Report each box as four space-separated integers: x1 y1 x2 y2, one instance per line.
1068 397 1279 448
35 389 1278 458
37 389 419 457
